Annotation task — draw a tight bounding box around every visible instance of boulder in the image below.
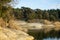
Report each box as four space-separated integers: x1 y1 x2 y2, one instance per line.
8 20 28 32
0 26 34 40
0 19 34 40
53 21 60 31
0 18 6 27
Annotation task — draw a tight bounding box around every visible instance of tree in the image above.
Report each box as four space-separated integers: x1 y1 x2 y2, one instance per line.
57 9 60 21
13 8 23 20
21 7 36 21
35 9 43 19
0 0 15 22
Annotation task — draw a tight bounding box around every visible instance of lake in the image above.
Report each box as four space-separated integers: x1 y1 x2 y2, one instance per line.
44 38 60 40
28 29 60 40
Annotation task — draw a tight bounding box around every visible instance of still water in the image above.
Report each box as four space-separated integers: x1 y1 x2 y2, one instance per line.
28 30 60 40
35 38 60 40
43 38 60 40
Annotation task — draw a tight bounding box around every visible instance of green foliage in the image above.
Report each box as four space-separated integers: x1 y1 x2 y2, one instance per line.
35 9 43 19
0 0 15 22
12 7 60 21
13 8 23 19
0 0 60 22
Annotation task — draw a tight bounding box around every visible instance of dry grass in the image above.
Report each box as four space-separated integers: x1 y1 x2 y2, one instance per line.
53 21 60 31
43 20 52 25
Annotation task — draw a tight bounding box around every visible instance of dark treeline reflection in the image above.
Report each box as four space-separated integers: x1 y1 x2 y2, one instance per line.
28 30 60 40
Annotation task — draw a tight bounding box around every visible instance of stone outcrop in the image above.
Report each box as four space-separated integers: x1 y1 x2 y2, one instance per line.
53 21 60 31
0 18 6 27
0 18 60 40
0 27 34 40
8 20 28 32
0 19 34 40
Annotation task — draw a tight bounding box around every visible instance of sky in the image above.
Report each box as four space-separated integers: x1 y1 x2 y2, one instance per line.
13 0 60 10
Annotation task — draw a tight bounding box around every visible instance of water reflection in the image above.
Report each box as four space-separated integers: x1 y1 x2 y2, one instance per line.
28 30 60 40
44 38 60 40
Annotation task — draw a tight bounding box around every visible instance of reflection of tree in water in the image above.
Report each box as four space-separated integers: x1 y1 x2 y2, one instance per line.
28 30 60 40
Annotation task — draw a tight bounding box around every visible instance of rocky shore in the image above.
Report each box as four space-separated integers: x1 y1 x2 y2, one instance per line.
0 18 34 40
0 18 60 40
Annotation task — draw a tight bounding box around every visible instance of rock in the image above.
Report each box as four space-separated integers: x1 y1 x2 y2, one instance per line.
53 21 60 31
42 24 55 33
0 26 34 40
43 20 52 25
0 18 6 27
0 18 8 28
0 19 34 40
27 23 43 29
8 20 28 32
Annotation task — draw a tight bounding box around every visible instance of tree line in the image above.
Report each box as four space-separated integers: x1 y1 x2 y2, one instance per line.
0 0 60 22
12 7 60 21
